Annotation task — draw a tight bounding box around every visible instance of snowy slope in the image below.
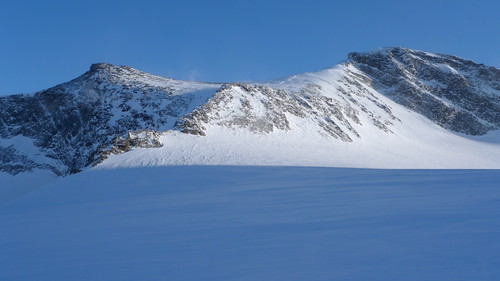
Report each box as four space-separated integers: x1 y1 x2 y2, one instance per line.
101 63 500 169
1 47 499 175
2 166 500 280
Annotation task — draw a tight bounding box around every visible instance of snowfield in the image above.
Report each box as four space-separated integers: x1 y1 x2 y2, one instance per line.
2 166 500 280
98 116 500 170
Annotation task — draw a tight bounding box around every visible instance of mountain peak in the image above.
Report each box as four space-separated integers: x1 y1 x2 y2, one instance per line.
84 62 162 84
89 62 117 72
88 63 139 76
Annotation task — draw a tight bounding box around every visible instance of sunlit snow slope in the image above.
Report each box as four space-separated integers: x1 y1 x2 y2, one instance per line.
1 47 499 174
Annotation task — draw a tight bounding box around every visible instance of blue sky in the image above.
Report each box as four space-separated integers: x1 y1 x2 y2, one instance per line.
1 0 499 95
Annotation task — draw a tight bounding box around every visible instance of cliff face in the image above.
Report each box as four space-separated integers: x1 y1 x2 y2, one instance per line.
1 48 499 175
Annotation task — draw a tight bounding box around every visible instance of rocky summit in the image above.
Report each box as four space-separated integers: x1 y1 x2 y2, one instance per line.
1 47 499 175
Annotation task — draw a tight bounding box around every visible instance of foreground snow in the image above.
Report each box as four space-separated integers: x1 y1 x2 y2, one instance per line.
2 166 500 280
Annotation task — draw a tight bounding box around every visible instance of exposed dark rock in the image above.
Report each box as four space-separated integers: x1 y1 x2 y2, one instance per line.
0 145 55 175
95 129 163 165
348 47 500 135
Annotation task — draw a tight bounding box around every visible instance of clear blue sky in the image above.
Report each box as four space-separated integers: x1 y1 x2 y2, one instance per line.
1 0 499 95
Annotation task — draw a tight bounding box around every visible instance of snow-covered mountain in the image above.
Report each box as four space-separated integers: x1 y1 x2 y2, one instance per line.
1 47 499 175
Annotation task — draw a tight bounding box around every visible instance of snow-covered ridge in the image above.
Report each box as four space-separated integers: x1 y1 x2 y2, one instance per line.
1 47 499 175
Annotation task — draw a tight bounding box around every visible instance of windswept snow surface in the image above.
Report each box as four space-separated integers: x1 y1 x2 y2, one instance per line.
2 166 500 280
0 171 56 203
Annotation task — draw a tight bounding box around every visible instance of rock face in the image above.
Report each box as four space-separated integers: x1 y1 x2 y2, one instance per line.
349 47 500 135
1 48 499 175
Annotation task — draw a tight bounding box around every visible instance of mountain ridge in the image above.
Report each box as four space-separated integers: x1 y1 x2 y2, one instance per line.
1 47 499 175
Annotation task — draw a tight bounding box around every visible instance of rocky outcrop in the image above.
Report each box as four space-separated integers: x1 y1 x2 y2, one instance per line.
95 129 163 165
